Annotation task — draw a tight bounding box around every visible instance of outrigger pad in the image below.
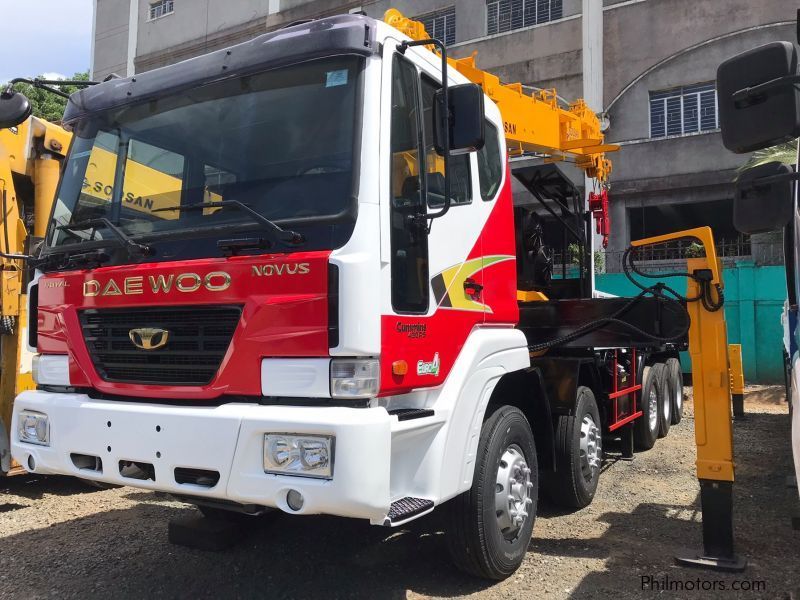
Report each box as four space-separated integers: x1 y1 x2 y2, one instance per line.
675 550 747 573
168 514 244 551
675 480 747 573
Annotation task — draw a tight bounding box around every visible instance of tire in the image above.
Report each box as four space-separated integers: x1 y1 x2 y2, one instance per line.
653 363 671 438
544 386 601 509
666 357 684 425
446 405 538 580
634 365 660 450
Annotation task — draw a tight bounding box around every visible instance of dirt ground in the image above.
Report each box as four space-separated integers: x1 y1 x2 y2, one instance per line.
1 386 798 600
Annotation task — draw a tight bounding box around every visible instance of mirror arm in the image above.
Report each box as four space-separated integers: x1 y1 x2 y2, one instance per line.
3 77 99 101
732 73 800 105
737 170 800 191
397 37 451 226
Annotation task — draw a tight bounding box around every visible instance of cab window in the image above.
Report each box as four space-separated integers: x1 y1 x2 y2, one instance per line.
477 121 503 201
389 54 429 313
420 74 472 206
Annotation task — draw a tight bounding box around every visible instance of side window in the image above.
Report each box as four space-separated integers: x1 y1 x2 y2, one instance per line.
420 75 471 206
477 121 503 201
389 54 429 313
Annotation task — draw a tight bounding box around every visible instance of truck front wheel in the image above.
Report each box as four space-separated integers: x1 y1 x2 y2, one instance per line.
544 386 601 508
446 405 538 580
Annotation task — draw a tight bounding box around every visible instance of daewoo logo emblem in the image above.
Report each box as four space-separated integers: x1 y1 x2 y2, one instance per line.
129 327 170 351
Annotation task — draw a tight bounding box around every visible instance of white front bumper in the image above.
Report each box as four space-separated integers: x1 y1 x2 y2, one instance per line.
11 390 393 524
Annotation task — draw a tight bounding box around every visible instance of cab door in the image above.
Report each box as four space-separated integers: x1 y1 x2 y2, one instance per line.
379 41 489 395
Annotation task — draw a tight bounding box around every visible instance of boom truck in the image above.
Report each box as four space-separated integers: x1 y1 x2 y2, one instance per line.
2 10 741 578
0 84 72 475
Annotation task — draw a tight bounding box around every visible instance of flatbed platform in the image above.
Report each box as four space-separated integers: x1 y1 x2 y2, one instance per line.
518 296 688 350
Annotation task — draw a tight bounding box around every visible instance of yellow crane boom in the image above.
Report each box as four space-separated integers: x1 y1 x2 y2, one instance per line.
383 9 618 183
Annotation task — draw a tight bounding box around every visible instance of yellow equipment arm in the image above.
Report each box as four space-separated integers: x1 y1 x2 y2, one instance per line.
383 9 618 183
631 226 746 570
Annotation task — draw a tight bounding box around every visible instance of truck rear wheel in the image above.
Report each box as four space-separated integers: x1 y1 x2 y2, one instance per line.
653 363 671 438
446 405 537 580
634 365 660 450
666 357 684 424
544 386 601 508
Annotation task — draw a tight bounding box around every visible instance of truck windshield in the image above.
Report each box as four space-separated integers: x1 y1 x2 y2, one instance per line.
45 55 362 259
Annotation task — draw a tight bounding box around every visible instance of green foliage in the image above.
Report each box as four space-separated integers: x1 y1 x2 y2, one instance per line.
8 72 89 123
739 139 798 171
594 250 606 274
685 242 705 258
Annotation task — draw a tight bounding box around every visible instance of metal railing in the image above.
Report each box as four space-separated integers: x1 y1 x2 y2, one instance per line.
553 238 784 275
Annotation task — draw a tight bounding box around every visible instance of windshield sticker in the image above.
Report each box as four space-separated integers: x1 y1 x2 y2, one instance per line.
417 353 440 377
326 69 348 88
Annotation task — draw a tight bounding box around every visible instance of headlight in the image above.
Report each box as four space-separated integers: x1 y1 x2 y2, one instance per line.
18 410 50 446
263 434 334 479
330 358 379 399
32 354 69 386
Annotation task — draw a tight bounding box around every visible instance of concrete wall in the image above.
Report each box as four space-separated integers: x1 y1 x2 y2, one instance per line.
603 0 797 106
135 0 362 72
607 23 798 143
94 0 132 80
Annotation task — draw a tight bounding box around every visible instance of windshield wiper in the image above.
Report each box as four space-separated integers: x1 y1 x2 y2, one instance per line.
152 200 305 247
57 218 152 257
35 248 112 271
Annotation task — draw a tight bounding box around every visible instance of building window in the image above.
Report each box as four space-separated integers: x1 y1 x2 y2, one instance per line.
649 83 718 138
418 6 456 46
148 0 174 21
487 0 563 36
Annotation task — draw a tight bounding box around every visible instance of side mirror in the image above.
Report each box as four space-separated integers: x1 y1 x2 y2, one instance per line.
734 161 794 234
0 89 32 129
717 41 800 154
434 83 485 155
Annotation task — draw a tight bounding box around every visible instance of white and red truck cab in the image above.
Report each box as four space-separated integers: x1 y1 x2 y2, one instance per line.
11 13 685 579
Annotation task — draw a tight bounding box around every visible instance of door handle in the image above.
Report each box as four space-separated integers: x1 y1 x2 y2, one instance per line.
464 277 483 299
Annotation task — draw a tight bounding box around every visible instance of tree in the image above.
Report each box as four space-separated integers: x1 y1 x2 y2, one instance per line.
739 139 798 170
8 72 90 123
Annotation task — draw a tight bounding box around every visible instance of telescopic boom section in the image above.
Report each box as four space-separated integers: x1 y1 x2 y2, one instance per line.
384 9 618 184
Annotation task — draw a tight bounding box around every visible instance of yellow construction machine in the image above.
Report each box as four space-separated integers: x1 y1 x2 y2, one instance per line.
0 87 71 475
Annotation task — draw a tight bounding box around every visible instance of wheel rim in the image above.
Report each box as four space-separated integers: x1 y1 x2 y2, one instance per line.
662 384 670 421
675 379 683 412
495 444 533 540
579 413 601 481
648 386 658 432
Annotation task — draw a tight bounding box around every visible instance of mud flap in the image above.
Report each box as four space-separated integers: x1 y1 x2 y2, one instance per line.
0 417 10 474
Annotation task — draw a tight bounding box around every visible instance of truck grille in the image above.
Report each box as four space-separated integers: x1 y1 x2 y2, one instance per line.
79 305 242 385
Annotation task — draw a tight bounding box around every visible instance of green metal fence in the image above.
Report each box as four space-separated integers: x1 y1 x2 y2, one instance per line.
596 261 787 383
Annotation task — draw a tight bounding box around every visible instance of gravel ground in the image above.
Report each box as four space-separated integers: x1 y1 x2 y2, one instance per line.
1 386 798 600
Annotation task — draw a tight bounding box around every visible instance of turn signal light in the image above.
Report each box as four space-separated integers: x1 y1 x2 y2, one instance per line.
392 360 408 376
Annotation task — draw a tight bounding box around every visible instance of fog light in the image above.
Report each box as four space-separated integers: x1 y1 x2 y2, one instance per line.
264 434 334 479
286 489 304 511
18 410 49 446
330 358 379 399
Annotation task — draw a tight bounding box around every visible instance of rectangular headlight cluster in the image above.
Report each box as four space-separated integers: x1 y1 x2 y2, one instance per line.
18 410 50 446
263 433 334 479
32 354 69 386
330 358 379 399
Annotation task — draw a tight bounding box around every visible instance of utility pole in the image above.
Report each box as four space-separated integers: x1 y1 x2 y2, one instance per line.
582 0 603 293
